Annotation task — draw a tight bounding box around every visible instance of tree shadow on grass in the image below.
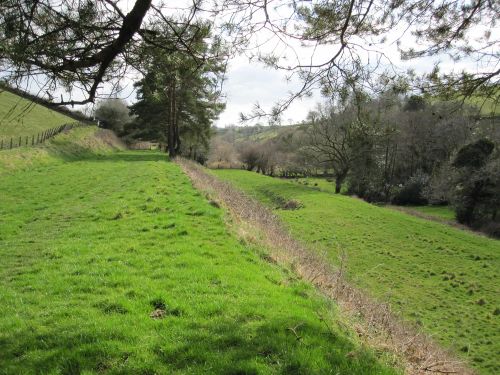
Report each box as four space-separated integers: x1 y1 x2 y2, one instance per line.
76 151 169 164
153 317 396 375
52 147 170 164
0 313 397 375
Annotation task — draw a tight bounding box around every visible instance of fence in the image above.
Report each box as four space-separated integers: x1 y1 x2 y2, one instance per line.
0 122 86 151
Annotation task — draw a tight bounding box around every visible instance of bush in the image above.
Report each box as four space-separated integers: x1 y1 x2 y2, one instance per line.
282 199 303 210
391 172 429 205
452 141 499 227
481 222 500 239
347 178 385 202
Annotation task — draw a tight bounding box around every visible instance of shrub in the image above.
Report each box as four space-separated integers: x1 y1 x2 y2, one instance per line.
481 222 500 239
282 199 303 210
391 172 429 205
452 144 499 227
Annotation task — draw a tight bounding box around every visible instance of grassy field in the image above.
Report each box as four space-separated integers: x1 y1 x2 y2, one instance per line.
0 147 400 374
0 90 73 138
212 169 500 375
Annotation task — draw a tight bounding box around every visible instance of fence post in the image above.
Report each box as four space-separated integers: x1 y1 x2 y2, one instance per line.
18 136 21 147
0 139 3 149
32 135 34 146
10 138 13 149
25 136 28 146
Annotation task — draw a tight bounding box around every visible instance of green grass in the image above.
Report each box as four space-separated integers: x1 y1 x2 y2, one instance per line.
212 169 500 375
0 90 73 138
0 150 399 374
291 178 455 222
290 177 348 194
404 205 456 221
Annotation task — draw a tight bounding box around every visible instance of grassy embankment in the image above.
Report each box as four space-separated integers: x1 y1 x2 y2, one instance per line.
212 169 500 375
0 90 73 138
0 126 124 175
0 137 399 373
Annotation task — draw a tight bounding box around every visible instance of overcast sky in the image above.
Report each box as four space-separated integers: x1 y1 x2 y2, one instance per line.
215 56 320 127
215 40 496 128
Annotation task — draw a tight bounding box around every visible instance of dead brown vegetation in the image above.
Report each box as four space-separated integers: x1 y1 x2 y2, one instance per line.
176 157 474 375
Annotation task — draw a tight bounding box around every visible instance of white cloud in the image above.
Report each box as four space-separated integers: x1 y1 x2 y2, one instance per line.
216 57 319 127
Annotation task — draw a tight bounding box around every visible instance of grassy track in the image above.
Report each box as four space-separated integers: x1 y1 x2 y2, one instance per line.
0 90 73 138
399 205 456 221
0 151 399 374
212 169 500 375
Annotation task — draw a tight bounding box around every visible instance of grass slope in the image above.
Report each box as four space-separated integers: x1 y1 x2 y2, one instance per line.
401 205 456 221
212 169 500 375
0 90 74 138
0 151 399 374
292 178 456 221
0 126 123 175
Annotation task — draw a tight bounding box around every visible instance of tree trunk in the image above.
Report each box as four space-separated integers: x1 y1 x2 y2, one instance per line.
173 88 181 154
334 169 348 194
335 176 343 194
167 82 176 157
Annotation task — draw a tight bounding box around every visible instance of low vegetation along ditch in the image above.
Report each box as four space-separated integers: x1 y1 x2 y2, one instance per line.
211 169 499 375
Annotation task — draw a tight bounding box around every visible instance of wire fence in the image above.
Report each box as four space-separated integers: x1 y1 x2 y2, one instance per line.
0 122 87 151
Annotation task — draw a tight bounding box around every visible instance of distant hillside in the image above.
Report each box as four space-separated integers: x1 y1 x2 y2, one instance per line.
214 95 499 147
214 123 303 144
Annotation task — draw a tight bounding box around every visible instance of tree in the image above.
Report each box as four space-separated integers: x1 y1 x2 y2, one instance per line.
453 139 495 169
229 0 499 119
0 0 221 105
1 0 497 118
94 99 132 134
239 142 261 171
207 139 240 169
128 22 225 157
452 139 498 226
305 103 360 193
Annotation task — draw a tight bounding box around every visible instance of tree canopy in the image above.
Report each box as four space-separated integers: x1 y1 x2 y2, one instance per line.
128 22 225 158
0 0 498 112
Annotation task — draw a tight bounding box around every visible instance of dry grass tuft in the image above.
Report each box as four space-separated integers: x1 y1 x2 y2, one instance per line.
176 158 474 375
